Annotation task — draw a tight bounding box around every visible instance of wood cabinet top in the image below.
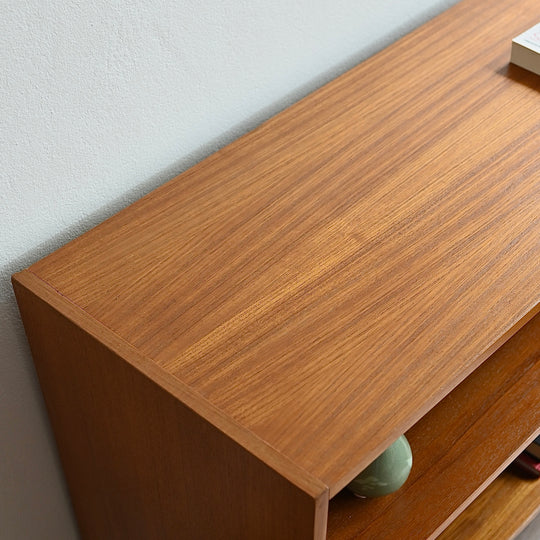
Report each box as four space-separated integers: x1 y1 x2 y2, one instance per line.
25 0 540 495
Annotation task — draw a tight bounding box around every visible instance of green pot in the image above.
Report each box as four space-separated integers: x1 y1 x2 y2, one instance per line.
347 435 413 498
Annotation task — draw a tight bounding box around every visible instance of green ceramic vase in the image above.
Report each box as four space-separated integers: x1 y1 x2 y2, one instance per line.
347 435 413 498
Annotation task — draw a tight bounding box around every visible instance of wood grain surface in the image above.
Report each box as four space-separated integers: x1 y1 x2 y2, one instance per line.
22 0 540 497
13 275 328 540
327 313 540 539
438 471 540 540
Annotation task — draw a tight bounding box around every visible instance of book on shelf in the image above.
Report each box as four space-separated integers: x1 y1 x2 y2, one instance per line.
513 452 540 478
525 435 540 461
510 23 540 76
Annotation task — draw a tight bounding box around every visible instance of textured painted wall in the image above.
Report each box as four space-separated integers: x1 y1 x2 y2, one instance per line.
1 0 457 537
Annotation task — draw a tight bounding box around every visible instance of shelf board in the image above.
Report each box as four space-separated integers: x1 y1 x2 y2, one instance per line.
327 313 540 539
437 469 540 540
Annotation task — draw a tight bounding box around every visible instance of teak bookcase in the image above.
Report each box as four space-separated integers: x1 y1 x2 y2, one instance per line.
12 0 540 538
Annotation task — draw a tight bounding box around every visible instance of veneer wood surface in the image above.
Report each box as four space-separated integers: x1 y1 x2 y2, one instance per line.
438 471 540 540
327 313 540 539
23 0 540 495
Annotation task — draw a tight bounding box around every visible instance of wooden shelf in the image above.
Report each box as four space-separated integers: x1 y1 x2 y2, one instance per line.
19 0 540 498
438 471 540 540
327 313 540 539
12 0 540 537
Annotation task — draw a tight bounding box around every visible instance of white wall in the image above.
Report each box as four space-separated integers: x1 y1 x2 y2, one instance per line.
0 0 458 537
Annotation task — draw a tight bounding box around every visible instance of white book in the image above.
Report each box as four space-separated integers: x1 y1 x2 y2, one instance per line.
511 23 540 76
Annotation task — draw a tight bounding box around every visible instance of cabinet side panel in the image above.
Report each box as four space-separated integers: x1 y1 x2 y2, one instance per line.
13 281 323 540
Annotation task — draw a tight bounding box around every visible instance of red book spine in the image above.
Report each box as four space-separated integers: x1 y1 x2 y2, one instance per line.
513 453 540 478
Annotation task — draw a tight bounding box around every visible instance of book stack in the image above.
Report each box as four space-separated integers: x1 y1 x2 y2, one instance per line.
513 436 540 478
